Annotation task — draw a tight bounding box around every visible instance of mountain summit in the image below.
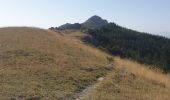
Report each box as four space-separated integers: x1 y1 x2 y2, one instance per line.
82 15 108 29
52 15 108 30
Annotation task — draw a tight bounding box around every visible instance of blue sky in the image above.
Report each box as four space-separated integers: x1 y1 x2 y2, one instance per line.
0 0 170 35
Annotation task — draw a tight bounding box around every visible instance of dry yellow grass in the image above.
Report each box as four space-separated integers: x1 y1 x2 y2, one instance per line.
114 57 170 88
1 28 170 100
0 27 111 100
85 57 170 100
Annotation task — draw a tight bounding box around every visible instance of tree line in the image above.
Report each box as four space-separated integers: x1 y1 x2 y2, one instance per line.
86 23 170 72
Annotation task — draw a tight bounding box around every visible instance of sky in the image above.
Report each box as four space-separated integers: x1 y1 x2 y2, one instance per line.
0 0 170 36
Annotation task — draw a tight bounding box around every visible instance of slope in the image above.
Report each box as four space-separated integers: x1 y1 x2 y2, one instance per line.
84 57 170 100
86 23 170 72
0 27 112 100
1 28 170 100
62 30 170 100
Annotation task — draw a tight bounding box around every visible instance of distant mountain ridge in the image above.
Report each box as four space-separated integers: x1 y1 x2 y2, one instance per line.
57 23 81 30
50 16 170 39
82 15 108 29
50 15 109 30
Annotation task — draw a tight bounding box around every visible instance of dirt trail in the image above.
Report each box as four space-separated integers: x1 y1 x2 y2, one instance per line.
74 77 103 100
73 63 114 100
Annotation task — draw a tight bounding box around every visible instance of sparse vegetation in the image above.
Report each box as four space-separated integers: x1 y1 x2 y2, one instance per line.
0 27 110 99
84 57 170 100
1 27 170 100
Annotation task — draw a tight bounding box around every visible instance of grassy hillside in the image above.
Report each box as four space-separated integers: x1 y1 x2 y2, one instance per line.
85 57 170 100
1 28 170 100
61 30 170 100
0 27 112 100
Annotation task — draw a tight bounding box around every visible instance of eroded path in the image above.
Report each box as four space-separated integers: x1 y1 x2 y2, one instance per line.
74 77 104 100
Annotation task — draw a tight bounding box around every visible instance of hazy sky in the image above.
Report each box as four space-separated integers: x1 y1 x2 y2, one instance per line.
0 0 170 35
